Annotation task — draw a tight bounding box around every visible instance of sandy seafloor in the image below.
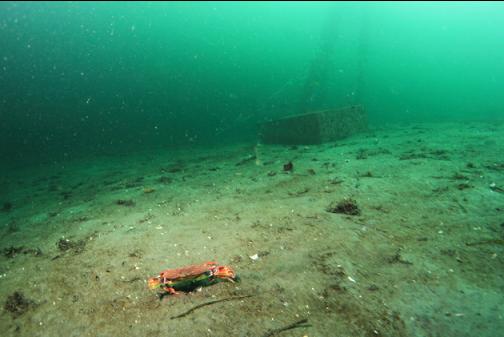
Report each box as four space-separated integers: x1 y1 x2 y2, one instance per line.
0 122 503 337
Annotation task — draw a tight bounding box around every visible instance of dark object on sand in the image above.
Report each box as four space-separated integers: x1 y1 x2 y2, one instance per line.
368 284 380 291
2 246 43 258
2 246 23 258
327 198 361 216
57 238 86 254
283 161 294 172
457 183 472 190
262 318 311 337
259 106 367 145
387 249 413 265
170 295 253 319
4 292 34 318
116 199 135 207
452 172 469 180
2 202 13 212
356 148 368 160
158 176 173 184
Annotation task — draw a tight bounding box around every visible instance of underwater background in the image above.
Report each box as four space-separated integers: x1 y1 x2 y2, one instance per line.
1 1 503 166
1 2 503 337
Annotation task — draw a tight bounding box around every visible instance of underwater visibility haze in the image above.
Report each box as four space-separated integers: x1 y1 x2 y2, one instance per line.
0 2 503 337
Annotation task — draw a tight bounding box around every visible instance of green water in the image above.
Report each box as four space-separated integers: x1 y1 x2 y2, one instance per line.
1 3 504 336
1 1 503 165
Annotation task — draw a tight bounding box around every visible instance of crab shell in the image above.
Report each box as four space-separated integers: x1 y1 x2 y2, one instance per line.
159 261 218 280
148 261 236 290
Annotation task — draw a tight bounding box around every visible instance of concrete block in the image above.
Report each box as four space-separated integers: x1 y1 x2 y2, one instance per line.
259 105 367 145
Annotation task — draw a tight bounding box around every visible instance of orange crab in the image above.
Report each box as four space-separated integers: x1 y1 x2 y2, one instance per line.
148 261 237 295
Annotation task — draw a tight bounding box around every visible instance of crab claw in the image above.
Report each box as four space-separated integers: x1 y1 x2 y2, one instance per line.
148 277 161 290
164 286 179 295
213 265 236 281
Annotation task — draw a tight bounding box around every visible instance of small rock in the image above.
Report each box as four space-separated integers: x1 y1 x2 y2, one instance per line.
4 292 34 318
116 199 135 207
326 198 361 216
283 161 293 172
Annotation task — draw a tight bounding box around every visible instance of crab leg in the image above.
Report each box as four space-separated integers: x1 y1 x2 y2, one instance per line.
164 286 178 295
